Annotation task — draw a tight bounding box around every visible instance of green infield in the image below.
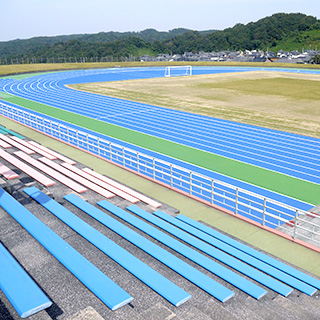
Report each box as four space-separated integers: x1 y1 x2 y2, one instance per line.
1 92 320 206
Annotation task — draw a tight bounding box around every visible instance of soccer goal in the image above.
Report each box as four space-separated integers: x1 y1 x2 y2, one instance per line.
164 65 192 77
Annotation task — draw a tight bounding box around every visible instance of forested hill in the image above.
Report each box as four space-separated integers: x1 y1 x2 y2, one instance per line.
0 13 319 61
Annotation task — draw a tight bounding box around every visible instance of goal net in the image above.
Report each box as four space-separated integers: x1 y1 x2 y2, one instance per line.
164 65 192 77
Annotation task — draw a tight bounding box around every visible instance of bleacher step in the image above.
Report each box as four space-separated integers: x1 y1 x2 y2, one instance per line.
67 306 105 320
242 296 281 320
191 299 238 320
177 306 213 320
141 303 177 320
288 294 320 317
224 299 265 320
271 295 319 320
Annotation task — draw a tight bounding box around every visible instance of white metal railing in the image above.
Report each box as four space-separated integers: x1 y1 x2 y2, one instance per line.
1 102 319 246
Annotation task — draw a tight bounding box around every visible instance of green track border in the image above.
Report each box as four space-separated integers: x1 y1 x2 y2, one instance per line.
1 92 320 206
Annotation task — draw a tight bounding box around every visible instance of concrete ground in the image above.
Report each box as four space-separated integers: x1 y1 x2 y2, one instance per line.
0 116 320 320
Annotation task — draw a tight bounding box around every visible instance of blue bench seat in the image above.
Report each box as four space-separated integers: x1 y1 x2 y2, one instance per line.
125 205 269 299
153 210 317 296
0 187 133 311
0 242 52 318
64 194 235 303
24 187 191 307
176 214 320 291
99 201 267 300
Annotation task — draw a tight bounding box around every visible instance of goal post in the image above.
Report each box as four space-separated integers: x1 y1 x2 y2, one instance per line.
164 65 192 77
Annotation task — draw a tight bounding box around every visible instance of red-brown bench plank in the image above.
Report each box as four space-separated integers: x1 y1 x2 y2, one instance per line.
39 157 114 199
0 149 55 187
14 151 87 193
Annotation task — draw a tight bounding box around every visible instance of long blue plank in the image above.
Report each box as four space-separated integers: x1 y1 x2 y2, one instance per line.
154 210 317 296
0 242 52 318
98 201 267 300
126 205 288 297
0 187 133 311
64 194 234 303
176 214 320 290
24 187 191 307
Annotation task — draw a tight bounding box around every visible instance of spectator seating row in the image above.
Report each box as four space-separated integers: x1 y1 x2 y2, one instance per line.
0 187 134 313
1 132 319 318
0 135 162 207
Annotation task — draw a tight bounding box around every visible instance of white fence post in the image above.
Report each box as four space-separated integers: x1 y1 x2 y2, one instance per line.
262 198 267 226
211 179 214 204
235 188 239 214
76 130 79 147
293 209 299 239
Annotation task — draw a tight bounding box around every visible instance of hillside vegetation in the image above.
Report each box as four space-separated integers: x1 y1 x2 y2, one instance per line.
0 13 319 62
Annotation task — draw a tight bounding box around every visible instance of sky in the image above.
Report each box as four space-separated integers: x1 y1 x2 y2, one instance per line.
0 0 319 42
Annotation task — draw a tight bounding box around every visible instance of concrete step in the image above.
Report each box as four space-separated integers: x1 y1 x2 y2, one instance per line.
271 295 319 320
176 305 214 320
223 297 265 320
140 303 177 320
288 293 320 318
241 296 281 320
190 298 239 320
67 306 104 320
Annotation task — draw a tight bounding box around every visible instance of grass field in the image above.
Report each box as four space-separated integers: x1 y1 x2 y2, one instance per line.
70 71 320 138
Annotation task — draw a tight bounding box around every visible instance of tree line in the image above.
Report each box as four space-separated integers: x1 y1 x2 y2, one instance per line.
0 13 319 64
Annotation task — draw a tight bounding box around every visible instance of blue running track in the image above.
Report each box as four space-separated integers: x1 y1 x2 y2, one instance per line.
0 66 319 220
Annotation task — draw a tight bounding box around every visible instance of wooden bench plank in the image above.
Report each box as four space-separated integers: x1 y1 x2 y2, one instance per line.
65 193 234 303
0 149 55 187
82 168 162 208
11 137 56 160
25 187 191 307
154 211 316 296
0 242 52 318
0 187 133 311
62 163 139 203
28 141 76 164
0 162 19 180
120 204 267 300
0 133 34 154
0 139 11 149
39 157 114 198
14 152 87 194
176 214 320 290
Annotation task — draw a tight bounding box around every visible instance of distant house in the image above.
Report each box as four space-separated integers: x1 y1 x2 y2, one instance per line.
140 55 155 62
265 51 276 59
252 57 269 63
277 50 290 58
183 52 199 61
156 53 171 61
171 54 182 61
